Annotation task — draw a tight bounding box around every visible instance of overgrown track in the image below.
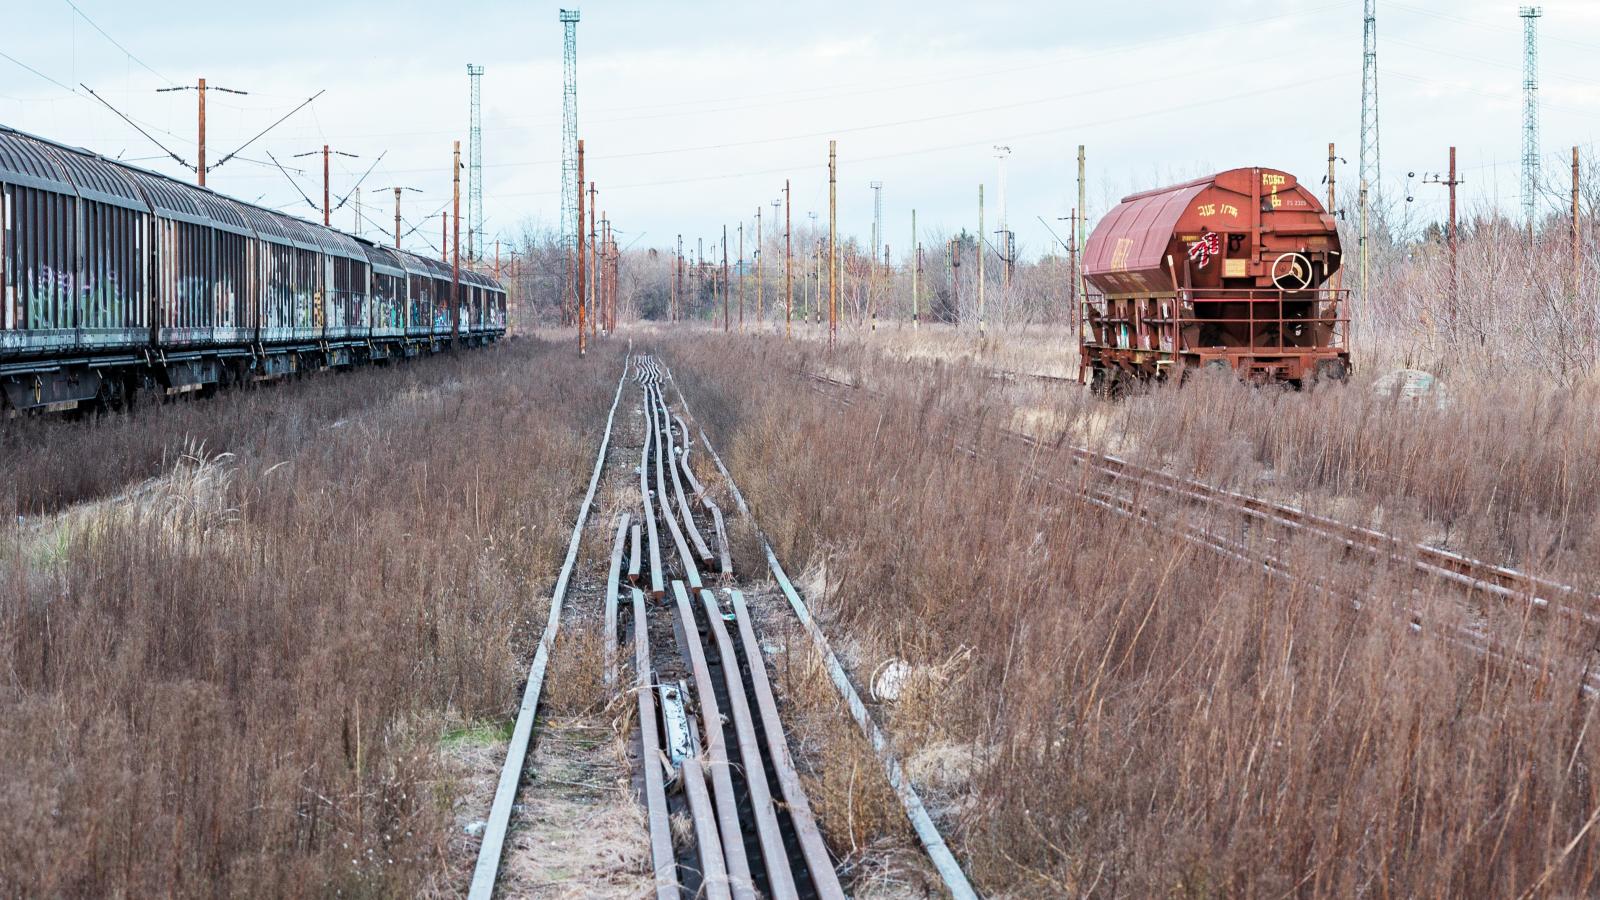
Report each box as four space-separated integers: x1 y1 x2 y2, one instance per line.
467 350 632 899
804 369 1600 696
624 356 844 900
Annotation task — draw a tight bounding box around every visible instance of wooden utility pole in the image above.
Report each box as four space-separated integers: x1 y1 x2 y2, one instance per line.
828 140 838 349
978 184 986 335
911 208 919 329
576 140 586 356
784 180 793 338
722 225 730 332
452 140 461 347
588 182 598 341
738 221 745 331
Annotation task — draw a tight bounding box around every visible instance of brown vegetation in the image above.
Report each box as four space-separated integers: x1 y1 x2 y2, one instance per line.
0 339 625 896
661 333 1600 896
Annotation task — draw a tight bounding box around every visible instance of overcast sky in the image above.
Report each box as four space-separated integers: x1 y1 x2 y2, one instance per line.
5 0 1599 261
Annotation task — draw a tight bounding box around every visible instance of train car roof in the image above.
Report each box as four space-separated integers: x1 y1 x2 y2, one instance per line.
0 124 379 254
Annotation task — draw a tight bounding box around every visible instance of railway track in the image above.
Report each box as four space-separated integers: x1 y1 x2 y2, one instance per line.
471 350 853 899
803 368 1600 695
625 357 844 899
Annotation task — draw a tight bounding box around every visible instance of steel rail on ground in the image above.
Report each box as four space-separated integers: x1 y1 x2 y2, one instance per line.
468 346 632 900
665 362 981 900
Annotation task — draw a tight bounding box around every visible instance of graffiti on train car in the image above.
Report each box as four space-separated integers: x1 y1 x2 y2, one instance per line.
25 264 131 329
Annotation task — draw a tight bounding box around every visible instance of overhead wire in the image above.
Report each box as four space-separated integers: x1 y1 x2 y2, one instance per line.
60 0 174 85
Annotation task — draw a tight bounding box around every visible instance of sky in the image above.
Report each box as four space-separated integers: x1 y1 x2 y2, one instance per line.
4 0 1599 263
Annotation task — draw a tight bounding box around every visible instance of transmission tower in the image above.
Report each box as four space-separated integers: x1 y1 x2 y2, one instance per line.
1359 0 1380 200
560 9 581 308
1520 6 1542 231
467 64 484 263
869 181 884 258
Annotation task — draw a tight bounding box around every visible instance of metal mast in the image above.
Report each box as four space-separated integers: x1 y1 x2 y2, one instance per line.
559 9 581 311
1359 0 1380 201
467 64 484 263
1521 6 1543 233
869 181 884 261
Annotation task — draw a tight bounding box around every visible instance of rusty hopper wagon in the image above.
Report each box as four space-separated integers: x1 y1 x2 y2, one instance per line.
1080 167 1348 391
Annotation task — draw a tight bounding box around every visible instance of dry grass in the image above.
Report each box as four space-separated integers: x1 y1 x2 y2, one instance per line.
0 338 627 896
658 333 1600 897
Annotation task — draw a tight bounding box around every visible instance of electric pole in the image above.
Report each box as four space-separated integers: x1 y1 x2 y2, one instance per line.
1076 145 1087 307
589 182 598 341
384 186 421 249
293 145 358 226
911 209 919 329
994 145 1011 287
576 139 586 355
784 181 793 339
1424 148 1463 328
978 183 986 335
755 207 763 327
155 78 247 187
452 140 461 347
828 140 838 349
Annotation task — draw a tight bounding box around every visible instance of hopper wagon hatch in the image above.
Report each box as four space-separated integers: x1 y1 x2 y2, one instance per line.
1080 167 1349 391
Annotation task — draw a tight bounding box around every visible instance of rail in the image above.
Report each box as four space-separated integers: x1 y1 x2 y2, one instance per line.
624 357 845 900
467 345 632 900
801 369 1600 697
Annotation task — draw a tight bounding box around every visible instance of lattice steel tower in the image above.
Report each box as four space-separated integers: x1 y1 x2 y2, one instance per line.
869 181 884 258
1520 6 1542 230
467 64 484 262
560 10 581 294
1359 0 1380 201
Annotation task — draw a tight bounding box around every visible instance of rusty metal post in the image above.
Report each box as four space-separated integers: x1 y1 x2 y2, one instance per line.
576 140 586 355
197 78 206 186
722 225 730 333
589 182 598 340
978 184 986 335
322 144 331 225
784 180 792 339
828 140 837 349
452 140 462 347
393 187 402 249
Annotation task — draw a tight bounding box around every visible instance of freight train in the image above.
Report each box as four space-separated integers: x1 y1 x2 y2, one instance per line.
0 125 506 413
1080 167 1348 391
